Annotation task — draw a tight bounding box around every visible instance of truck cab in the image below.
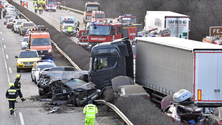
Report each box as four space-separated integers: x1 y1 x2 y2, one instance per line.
83 2 100 24
28 28 52 59
91 11 105 22
89 38 133 90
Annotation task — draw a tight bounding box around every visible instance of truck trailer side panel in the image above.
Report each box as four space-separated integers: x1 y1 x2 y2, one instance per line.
136 39 193 95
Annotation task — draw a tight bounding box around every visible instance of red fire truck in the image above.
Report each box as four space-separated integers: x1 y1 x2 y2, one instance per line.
77 22 137 49
83 2 100 24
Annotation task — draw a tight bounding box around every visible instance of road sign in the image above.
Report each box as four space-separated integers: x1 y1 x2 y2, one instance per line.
210 26 222 39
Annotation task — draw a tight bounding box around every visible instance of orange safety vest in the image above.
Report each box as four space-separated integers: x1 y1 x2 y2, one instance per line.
22 2 25 6
41 6 43 10
26 2 28 5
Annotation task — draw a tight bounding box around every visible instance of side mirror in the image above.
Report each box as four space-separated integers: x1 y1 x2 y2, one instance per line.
15 56 18 58
112 27 115 35
210 110 214 114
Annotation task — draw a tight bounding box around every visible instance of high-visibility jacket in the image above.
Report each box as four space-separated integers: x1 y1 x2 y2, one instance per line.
67 26 73 32
35 6 38 9
14 78 21 90
38 7 42 10
37 0 40 4
6 86 18 101
83 104 98 118
26 2 28 5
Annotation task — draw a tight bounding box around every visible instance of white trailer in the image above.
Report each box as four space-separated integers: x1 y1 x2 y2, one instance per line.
135 37 222 112
144 11 190 39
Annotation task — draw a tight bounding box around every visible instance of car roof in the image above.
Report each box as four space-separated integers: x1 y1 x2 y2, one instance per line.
36 62 55 66
20 49 37 52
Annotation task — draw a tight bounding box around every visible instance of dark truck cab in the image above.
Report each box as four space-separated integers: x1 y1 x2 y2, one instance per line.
89 38 133 95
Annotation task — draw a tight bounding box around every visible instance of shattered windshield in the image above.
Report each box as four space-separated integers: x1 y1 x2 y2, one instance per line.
89 25 110 36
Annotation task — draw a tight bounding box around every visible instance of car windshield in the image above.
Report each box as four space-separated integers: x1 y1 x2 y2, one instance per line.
121 17 137 24
63 20 74 24
8 19 13 22
19 51 38 58
24 23 34 27
23 37 28 42
89 25 110 36
37 64 54 70
5 16 11 19
56 2 61 5
95 14 105 18
66 79 86 90
31 38 50 46
86 6 99 12
48 1 55 4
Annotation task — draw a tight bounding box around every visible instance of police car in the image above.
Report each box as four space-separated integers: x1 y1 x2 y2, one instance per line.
31 60 56 84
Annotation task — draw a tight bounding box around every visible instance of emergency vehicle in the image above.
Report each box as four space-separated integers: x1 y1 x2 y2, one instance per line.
91 11 105 22
45 0 56 12
83 2 100 24
28 25 52 59
77 21 137 49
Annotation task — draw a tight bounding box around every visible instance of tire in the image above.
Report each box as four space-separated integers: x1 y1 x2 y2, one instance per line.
17 67 20 72
38 77 50 89
76 98 80 107
38 90 43 96
102 86 114 102
34 78 37 84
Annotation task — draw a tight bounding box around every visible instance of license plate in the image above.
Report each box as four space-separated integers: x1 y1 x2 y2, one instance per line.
25 64 32 66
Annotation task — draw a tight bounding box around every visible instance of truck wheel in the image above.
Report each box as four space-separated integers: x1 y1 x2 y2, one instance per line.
102 86 114 102
17 67 20 72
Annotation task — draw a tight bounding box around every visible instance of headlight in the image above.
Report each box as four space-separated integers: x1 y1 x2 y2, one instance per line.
17 61 22 64
48 49 52 53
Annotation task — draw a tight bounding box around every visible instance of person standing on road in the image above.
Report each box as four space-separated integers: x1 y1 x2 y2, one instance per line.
22 2 25 7
14 74 26 102
6 83 18 115
33 0 36 5
26 2 28 8
38 6 42 14
34 5 38 13
83 100 98 125
41 6 43 14
20 0 22 5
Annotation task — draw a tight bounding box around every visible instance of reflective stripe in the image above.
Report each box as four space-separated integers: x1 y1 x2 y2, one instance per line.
8 99 16 101
86 115 95 116
16 89 20 90
87 105 96 112
8 90 16 92
10 108 14 111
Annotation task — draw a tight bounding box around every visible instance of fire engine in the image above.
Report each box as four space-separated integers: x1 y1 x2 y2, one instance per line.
77 21 138 49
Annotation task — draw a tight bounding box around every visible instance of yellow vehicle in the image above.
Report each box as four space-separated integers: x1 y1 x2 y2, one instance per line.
15 50 43 72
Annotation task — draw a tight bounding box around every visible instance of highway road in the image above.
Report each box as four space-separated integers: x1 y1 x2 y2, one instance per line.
0 19 93 125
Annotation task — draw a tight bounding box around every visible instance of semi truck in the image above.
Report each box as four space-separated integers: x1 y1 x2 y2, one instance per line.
89 37 222 112
144 11 190 39
83 2 100 24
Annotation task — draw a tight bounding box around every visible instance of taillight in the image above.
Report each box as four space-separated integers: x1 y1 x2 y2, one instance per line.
198 89 201 101
218 121 222 124
147 95 150 99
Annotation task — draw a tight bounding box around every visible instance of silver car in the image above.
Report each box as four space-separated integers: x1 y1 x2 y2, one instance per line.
13 19 27 33
19 22 35 35
20 36 29 50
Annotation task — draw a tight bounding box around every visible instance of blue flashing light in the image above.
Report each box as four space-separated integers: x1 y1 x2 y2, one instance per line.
47 59 52 63
138 35 142 37
151 35 156 37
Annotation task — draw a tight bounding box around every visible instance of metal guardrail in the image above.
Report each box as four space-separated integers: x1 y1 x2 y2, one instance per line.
19 12 81 70
95 100 133 125
60 5 84 15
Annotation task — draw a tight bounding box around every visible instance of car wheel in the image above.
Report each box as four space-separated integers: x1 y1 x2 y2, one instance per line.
76 98 80 107
34 78 37 84
102 86 114 102
17 67 20 72
39 77 50 89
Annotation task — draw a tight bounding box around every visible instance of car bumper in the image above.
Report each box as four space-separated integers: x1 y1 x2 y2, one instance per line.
17 64 34 69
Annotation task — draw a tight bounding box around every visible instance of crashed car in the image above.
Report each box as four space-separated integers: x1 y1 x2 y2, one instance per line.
161 89 207 125
37 66 88 96
49 78 101 106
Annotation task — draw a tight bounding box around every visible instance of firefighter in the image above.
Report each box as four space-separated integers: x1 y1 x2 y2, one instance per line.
83 100 98 125
22 2 25 7
34 5 38 13
41 6 43 14
14 74 26 102
33 0 36 5
67 26 73 37
6 83 18 115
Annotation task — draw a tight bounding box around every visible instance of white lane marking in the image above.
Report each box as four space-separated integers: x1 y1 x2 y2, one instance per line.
14 112 18 125
9 67 12 73
2 38 4 40
1 39 10 84
6 54 8 59
19 112 25 125
4 45 6 48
